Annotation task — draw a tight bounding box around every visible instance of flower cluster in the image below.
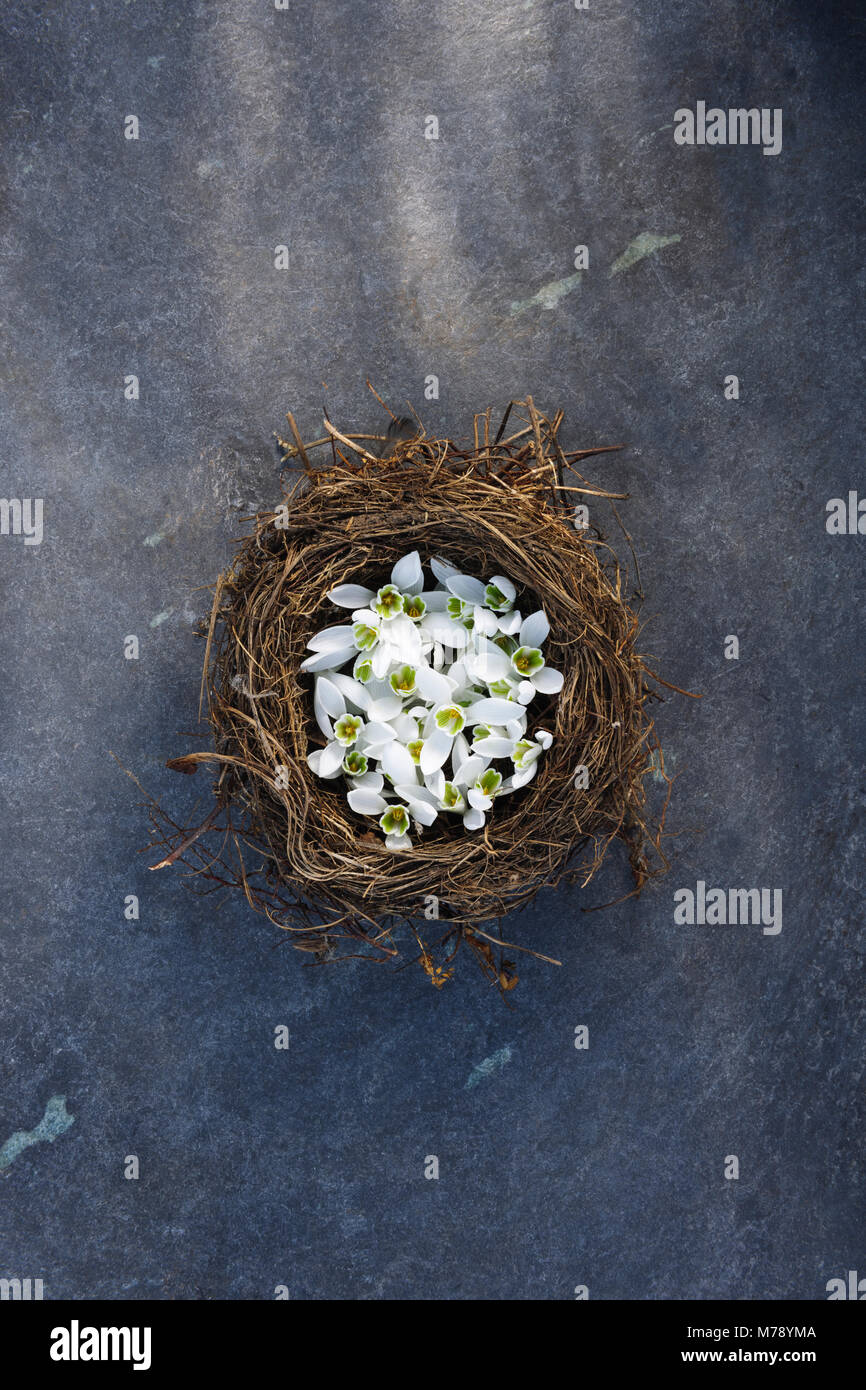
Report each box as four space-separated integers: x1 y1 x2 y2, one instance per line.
302 552 562 850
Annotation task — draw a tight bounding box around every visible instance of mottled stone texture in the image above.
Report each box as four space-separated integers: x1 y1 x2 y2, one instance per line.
0 0 863 1300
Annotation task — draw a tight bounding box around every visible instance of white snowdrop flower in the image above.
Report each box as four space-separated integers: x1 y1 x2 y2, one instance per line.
303 552 560 846
513 739 543 772
374 584 405 622
484 575 516 612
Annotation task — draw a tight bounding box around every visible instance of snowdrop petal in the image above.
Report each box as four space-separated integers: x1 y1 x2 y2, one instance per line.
445 663 469 695
468 648 511 684
462 807 486 830
472 606 498 636
489 575 516 603
394 782 437 807
371 644 391 679
364 677 394 700
328 584 375 608
468 788 492 811
350 770 384 792
313 683 339 739
367 695 404 722
532 665 564 694
379 741 418 785
391 713 419 742
388 613 423 656
318 741 346 777
451 731 470 774
414 664 454 706
520 609 550 648
419 590 449 612
314 707 333 740
347 788 388 815
536 728 553 749
420 726 452 775
307 625 357 652
512 762 538 789
430 556 460 584
390 550 424 592
425 768 446 800
300 646 357 672
315 676 346 718
422 613 470 649
445 574 487 605
393 789 438 826
517 681 536 704
474 736 516 758
453 754 487 787
385 833 412 851
329 673 371 712
497 610 522 635
357 721 396 750
465 697 519 725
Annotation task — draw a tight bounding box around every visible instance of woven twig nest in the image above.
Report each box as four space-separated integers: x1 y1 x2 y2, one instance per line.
149 398 673 988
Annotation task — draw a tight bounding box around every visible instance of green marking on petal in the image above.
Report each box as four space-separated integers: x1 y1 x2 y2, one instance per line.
353 623 378 651
335 714 363 746
404 594 427 621
477 769 502 796
389 664 417 696
435 704 465 735
513 739 541 770
342 749 368 776
374 584 405 620
484 582 513 613
511 645 544 677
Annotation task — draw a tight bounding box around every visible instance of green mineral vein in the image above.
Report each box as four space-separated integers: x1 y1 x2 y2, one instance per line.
609 233 681 277
465 1044 513 1089
0 1095 75 1172
510 273 583 315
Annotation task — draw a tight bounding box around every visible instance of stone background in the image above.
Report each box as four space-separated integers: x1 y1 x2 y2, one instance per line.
0 0 863 1299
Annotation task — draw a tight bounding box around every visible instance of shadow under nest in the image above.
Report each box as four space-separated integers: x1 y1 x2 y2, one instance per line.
146 398 678 990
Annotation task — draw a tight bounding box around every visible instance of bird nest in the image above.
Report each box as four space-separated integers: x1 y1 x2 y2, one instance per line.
145 398 677 989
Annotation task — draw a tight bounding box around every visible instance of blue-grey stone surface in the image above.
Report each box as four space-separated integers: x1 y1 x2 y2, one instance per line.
0 0 863 1300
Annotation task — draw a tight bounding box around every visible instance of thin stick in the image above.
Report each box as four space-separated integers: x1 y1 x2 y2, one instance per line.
322 416 379 462
150 808 220 870
285 412 312 478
